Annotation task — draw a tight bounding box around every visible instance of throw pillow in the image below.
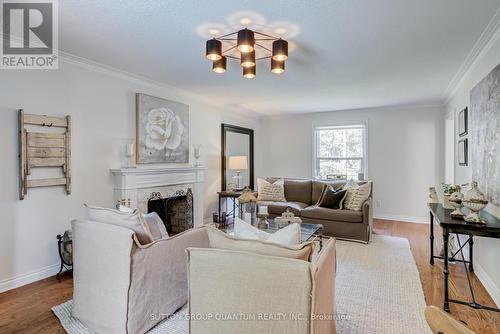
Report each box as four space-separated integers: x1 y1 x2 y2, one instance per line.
207 226 314 261
257 178 286 202
318 186 347 209
143 212 169 240
340 179 359 209
233 218 300 246
85 204 153 245
343 182 371 211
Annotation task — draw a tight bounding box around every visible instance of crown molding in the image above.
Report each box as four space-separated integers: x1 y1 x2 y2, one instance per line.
444 6 500 104
59 51 233 111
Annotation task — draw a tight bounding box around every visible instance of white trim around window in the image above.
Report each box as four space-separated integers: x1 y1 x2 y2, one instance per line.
312 120 369 181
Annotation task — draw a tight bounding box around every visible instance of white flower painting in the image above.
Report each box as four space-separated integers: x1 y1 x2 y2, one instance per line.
136 94 189 163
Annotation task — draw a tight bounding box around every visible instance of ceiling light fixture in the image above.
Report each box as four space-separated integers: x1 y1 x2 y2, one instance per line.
205 28 289 78
243 65 256 79
206 38 222 60
212 56 227 73
271 59 285 74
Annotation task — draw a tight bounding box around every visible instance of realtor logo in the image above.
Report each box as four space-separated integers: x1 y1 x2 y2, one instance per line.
1 0 58 69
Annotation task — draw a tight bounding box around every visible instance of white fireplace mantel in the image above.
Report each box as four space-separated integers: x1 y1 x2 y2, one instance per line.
110 166 207 227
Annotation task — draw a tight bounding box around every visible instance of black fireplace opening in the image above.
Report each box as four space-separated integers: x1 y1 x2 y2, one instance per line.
147 189 193 235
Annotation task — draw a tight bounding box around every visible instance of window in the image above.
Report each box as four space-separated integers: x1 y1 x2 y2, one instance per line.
313 122 367 181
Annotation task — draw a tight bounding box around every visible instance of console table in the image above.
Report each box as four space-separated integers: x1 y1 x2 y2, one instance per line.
428 203 500 313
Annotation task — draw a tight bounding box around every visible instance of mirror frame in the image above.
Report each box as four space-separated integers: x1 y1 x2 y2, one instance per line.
221 123 255 191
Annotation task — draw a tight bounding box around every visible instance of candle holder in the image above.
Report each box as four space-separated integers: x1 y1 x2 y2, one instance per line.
124 143 136 168
192 144 201 167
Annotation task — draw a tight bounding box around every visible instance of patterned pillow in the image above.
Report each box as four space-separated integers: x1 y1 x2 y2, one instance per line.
342 182 371 211
257 178 286 202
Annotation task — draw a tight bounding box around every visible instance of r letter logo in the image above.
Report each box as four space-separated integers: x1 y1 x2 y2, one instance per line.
1 0 58 69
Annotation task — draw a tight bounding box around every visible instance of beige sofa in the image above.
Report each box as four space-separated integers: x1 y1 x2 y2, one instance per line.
72 221 336 334
259 178 373 243
187 236 336 334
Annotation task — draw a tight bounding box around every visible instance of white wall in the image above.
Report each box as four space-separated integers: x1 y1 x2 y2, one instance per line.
0 59 262 292
445 26 500 306
260 105 445 222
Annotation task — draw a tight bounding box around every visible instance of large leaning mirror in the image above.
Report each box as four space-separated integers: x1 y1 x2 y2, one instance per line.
221 124 254 191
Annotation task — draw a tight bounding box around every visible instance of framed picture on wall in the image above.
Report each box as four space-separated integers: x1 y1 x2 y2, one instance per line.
458 138 468 166
136 93 189 164
458 107 468 136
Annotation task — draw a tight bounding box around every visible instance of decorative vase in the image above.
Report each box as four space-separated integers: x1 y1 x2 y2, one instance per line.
428 187 439 203
449 186 464 219
462 181 488 224
443 194 453 209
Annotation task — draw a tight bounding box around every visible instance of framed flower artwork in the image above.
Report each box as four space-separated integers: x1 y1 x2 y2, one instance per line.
136 93 189 163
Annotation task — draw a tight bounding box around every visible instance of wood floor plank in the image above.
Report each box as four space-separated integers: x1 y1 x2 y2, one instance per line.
0 220 498 333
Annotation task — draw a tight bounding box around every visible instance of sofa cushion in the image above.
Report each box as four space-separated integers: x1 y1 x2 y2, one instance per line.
258 201 308 215
301 206 363 223
317 187 347 210
234 218 301 246
85 204 154 244
342 182 372 211
207 226 314 261
257 178 286 202
284 179 312 204
312 181 346 204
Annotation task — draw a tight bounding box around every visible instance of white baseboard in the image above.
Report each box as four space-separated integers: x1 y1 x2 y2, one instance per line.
0 263 60 294
474 264 500 307
374 214 429 224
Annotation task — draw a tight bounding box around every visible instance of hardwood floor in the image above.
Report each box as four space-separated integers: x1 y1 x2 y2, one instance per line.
374 219 500 334
0 220 498 333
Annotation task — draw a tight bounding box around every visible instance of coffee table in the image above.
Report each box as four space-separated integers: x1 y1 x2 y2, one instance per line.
219 219 324 250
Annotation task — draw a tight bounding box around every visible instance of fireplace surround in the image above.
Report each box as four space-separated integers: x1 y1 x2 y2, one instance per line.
110 167 206 228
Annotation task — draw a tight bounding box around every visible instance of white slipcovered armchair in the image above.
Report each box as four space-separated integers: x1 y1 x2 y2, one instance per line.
71 220 209 334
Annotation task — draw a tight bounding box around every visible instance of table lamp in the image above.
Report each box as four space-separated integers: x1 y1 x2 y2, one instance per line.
228 155 248 191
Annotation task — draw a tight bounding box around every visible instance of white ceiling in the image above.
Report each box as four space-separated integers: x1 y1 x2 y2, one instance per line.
60 0 500 115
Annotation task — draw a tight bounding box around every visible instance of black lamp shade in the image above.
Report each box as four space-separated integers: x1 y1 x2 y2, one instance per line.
241 50 256 68
206 38 222 61
272 39 288 61
237 29 255 53
243 65 256 78
271 59 285 74
212 56 226 73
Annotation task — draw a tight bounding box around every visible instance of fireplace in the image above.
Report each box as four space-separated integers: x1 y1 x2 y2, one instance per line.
110 167 206 229
147 189 194 235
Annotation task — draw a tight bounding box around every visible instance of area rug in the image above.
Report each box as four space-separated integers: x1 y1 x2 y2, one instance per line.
53 235 431 333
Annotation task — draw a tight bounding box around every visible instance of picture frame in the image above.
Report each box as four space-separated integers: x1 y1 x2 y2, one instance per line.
458 138 468 166
136 93 189 164
458 107 468 137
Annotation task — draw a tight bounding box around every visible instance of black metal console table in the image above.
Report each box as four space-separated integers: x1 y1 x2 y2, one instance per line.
429 203 500 313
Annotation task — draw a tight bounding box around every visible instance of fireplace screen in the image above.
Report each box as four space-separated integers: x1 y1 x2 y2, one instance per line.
147 189 193 235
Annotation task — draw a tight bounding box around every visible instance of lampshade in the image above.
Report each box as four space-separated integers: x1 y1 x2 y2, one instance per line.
228 156 248 170
240 50 256 68
212 56 226 73
243 66 256 79
271 59 285 74
272 39 288 61
206 38 222 61
237 28 255 53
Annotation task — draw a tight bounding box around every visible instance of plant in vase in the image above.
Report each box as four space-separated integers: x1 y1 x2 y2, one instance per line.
441 183 456 209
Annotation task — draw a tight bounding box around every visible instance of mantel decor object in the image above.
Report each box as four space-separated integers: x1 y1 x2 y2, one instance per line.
275 207 302 226
463 181 488 224
18 110 72 199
